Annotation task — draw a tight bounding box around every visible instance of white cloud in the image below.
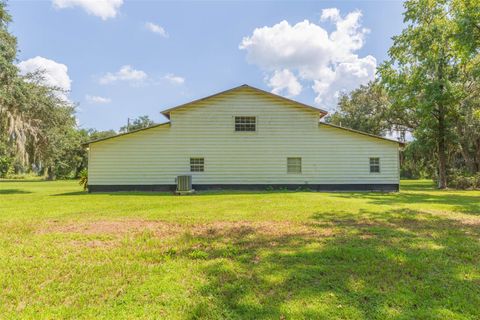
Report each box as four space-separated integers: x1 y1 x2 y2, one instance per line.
267 69 302 96
239 8 376 109
99 65 147 85
17 56 72 100
86 95 111 104
163 73 185 85
320 8 340 21
145 22 168 38
52 0 123 20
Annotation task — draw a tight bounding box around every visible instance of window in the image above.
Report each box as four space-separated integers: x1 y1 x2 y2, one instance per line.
235 116 256 132
370 157 380 173
287 157 302 174
190 158 204 172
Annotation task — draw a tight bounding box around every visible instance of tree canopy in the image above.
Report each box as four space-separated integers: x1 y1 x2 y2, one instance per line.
379 0 480 188
119 115 155 133
325 82 393 137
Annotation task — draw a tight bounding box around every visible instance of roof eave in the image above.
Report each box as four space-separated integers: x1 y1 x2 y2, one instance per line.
320 122 405 146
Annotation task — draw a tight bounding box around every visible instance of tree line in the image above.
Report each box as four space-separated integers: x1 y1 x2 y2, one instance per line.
1 0 479 188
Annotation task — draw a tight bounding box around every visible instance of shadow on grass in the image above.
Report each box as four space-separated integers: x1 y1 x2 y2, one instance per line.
330 192 480 215
51 191 91 196
163 209 480 319
0 179 45 183
51 191 174 196
51 189 308 197
0 189 32 195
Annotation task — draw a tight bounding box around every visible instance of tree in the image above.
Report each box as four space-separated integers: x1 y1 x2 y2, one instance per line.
0 1 36 165
325 82 393 137
0 1 16 85
0 2 80 179
451 0 480 174
454 83 480 173
380 0 465 188
119 115 155 133
88 129 117 141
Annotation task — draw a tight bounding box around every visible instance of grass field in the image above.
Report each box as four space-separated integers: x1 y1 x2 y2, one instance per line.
0 180 479 319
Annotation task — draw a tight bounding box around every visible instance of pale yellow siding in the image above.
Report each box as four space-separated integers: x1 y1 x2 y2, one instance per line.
88 87 399 186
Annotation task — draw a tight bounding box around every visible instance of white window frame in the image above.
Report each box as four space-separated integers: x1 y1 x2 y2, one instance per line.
287 157 302 174
234 116 256 132
369 157 380 173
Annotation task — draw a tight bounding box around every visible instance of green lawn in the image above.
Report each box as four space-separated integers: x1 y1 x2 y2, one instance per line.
0 180 479 319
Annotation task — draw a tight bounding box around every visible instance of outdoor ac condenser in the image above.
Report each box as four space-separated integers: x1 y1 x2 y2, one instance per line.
176 175 194 194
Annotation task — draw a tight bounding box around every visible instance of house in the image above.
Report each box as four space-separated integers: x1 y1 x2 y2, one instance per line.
84 84 402 192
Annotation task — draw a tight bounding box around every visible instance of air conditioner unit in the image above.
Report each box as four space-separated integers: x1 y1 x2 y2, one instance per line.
176 175 194 194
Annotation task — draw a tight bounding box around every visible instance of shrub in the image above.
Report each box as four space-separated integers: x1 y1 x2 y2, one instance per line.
474 173 480 189
448 172 479 190
79 168 88 191
0 156 12 178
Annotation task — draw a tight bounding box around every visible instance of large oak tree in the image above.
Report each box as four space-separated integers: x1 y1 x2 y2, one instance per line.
379 0 476 188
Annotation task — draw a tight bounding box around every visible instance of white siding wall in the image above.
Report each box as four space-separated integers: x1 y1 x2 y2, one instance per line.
89 88 399 185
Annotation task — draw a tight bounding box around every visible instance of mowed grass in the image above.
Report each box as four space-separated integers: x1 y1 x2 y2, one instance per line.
0 180 479 319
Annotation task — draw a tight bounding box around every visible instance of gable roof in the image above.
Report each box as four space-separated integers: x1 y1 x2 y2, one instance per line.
160 84 329 119
320 122 405 146
83 85 403 147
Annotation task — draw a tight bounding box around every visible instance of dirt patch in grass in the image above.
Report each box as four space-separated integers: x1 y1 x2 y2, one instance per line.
68 239 117 248
39 220 336 239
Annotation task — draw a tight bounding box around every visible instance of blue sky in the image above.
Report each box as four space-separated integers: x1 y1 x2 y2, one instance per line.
8 0 405 131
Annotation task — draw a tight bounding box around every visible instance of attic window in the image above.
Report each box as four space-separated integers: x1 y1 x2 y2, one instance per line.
369 157 380 173
235 116 256 132
190 158 204 172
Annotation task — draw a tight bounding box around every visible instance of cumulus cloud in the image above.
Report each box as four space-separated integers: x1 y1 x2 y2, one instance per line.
163 73 185 85
320 8 341 21
145 22 168 38
267 69 301 96
239 8 376 109
86 95 111 104
17 56 72 100
99 65 147 85
52 0 123 20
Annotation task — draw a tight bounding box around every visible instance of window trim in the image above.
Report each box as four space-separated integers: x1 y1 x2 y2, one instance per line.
287 157 302 174
234 116 257 132
190 157 205 172
369 157 380 173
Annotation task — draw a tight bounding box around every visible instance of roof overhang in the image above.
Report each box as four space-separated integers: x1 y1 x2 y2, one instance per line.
320 122 405 146
82 122 171 147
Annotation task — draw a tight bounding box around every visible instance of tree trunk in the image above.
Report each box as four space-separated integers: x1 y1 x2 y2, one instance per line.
436 47 448 189
459 142 476 173
46 166 56 181
475 138 480 173
438 107 447 189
